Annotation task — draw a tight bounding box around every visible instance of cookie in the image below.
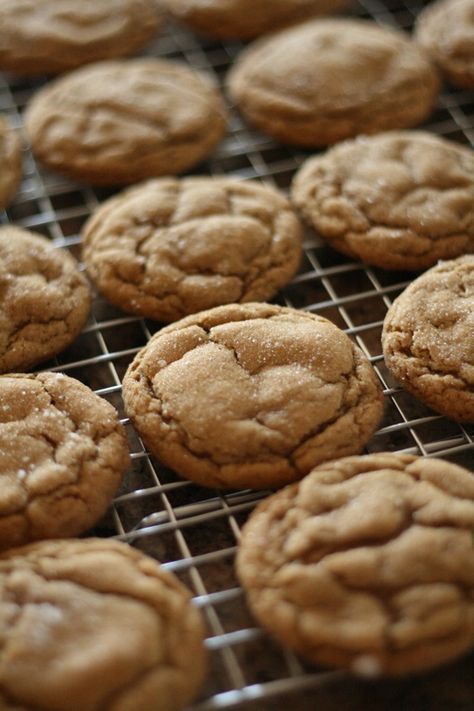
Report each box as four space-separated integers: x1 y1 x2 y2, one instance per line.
228 19 440 147
24 59 228 185
237 452 474 676
292 131 474 271
0 0 162 76
161 0 350 40
416 0 474 89
82 177 303 322
0 226 91 373
382 255 474 423
0 116 21 210
0 372 130 551
122 302 384 489
0 538 207 710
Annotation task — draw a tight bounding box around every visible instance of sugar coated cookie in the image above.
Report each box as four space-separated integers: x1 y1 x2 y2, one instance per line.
0 117 21 210
122 303 384 489
237 453 474 675
83 177 302 322
0 538 207 710
382 255 474 422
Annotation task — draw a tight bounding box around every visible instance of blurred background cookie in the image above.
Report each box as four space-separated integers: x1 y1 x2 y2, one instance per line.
416 0 474 89
0 117 21 210
161 0 351 40
82 177 302 322
0 226 91 373
24 59 228 185
0 0 163 75
228 19 440 147
292 131 474 270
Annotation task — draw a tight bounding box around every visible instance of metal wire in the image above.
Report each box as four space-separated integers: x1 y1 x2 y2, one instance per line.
1 0 473 708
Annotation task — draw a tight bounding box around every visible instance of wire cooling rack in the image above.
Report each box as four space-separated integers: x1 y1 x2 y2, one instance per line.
1 0 473 709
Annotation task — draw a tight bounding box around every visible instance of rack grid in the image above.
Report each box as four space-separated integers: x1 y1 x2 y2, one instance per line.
1 1 473 709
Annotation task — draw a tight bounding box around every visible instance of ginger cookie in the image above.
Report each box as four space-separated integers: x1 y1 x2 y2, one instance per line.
292 131 474 271
161 0 350 40
416 0 474 89
82 177 303 322
382 255 474 423
0 372 130 551
0 538 207 710
0 117 21 211
122 303 384 489
237 452 474 676
0 0 162 76
24 59 228 185
228 19 440 147
0 226 91 373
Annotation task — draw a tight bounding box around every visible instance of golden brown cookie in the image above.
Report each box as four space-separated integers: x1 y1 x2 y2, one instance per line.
82 177 303 322
0 372 130 551
0 226 91 373
122 303 384 489
382 255 474 422
291 131 474 270
237 452 474 676
0 117 21 210
24 59 228 185
416 0 474 89
0 538 207 710
228 19 440 147
161 0 351 40
0 0 162 75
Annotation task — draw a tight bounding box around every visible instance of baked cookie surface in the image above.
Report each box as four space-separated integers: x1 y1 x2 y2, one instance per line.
0 372 129 551
292 131 474 270
122 303 383 489
0 226 91 373
382 255 474 422
0 0 162 75
83 177 302 322
0 538 206 710
416 0 474 89
161 0 350 39
237 452 474 675
228 19 440 147
24 59 228 185
0 117 21 211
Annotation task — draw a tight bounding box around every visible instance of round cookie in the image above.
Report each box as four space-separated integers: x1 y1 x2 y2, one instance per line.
161 0 351 40
122 302 384 489
83 177 303 322
24 59 228 185
291 131 474 271
0 0 163 76
0 116 21 210
227 19 440 147
237 452 474 676
416 0 474 89
382 255 474 423
0 226 91 373
0 372 130 551
0 538 207 710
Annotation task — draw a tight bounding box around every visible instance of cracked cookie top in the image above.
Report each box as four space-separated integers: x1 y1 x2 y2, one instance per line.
227 19 440 147
0 538 206 710
0 0 163 75
82 177 303 322
0 117 21 211
122 303 384 489
237 452 474 676
0 226 91 374
416 0 474 89
382 255 474 422
0 372 130 551
291 131 474 270
161 0 350 40
24 59 228 185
